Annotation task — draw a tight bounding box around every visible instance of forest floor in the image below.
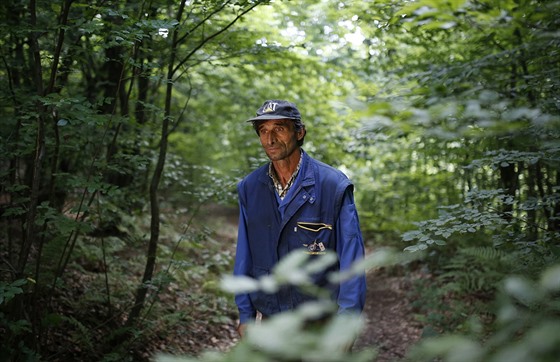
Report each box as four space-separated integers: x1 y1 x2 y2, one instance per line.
352 266 424 361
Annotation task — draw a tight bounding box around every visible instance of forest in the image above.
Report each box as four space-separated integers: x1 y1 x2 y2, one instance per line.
1 0 559 361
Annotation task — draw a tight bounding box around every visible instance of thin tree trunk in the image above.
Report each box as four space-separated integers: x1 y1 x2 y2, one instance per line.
124 0 261 329
13 0 47 355
526 162 538 240
18 0 45 277
125 0 187 327
499 162 518 222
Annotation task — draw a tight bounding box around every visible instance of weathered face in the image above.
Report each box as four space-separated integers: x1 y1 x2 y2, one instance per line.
257 119 304 162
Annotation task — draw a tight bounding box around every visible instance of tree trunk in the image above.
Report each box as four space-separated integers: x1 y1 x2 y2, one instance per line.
526 162 538 240
499 162 518 223
125 0 187 328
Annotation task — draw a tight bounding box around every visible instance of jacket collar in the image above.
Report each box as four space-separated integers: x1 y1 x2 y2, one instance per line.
299 150 315 188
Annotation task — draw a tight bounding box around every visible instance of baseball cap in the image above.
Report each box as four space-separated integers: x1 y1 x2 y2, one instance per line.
247 100 301 122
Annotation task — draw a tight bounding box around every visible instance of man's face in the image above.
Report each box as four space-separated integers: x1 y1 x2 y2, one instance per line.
257 119 303 162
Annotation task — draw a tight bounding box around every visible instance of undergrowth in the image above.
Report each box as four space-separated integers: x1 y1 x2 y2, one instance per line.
24 202 239 361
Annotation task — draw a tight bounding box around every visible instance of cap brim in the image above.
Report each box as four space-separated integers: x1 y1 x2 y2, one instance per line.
246 115 299 122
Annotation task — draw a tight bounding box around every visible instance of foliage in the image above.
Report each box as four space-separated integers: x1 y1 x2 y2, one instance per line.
402 189 513 252
0 278 27 305
0 279 33 358
407 264 560 362
39 207 235 361
361 1 560 358
1 0 263 358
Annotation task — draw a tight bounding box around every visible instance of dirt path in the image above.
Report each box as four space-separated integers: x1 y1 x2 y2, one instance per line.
353 268 423 361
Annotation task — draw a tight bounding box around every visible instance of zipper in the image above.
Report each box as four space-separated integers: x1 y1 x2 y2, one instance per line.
296 221 333 232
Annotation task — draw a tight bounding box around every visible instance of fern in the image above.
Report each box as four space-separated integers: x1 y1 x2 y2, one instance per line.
62 316 94 352
439 247 516 294
461 246 510 261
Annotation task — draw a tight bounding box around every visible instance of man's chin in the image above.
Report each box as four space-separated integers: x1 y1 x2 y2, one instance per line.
265 150 282 160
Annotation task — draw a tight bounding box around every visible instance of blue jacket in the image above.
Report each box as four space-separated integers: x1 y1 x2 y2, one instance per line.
233 150 366 324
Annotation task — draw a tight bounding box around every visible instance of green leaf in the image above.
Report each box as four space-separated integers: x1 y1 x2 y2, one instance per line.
0 279 27 305
504 276 543 307
540 264 560 292
219 275 259 294
404 245 420 252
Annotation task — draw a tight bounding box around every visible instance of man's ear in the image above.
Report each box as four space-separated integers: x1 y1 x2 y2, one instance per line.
297 128 306 140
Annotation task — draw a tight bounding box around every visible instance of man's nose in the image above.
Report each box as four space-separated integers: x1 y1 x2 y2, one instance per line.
264 132 275 145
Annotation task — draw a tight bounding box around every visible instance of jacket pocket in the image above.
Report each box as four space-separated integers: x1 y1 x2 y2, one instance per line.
295 221 333 254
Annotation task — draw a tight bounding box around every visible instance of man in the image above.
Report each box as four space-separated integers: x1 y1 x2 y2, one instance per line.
233 99 366 337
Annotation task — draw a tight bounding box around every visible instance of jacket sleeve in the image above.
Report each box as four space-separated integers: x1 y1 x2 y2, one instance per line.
233 185 257 324
335 187 366 314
